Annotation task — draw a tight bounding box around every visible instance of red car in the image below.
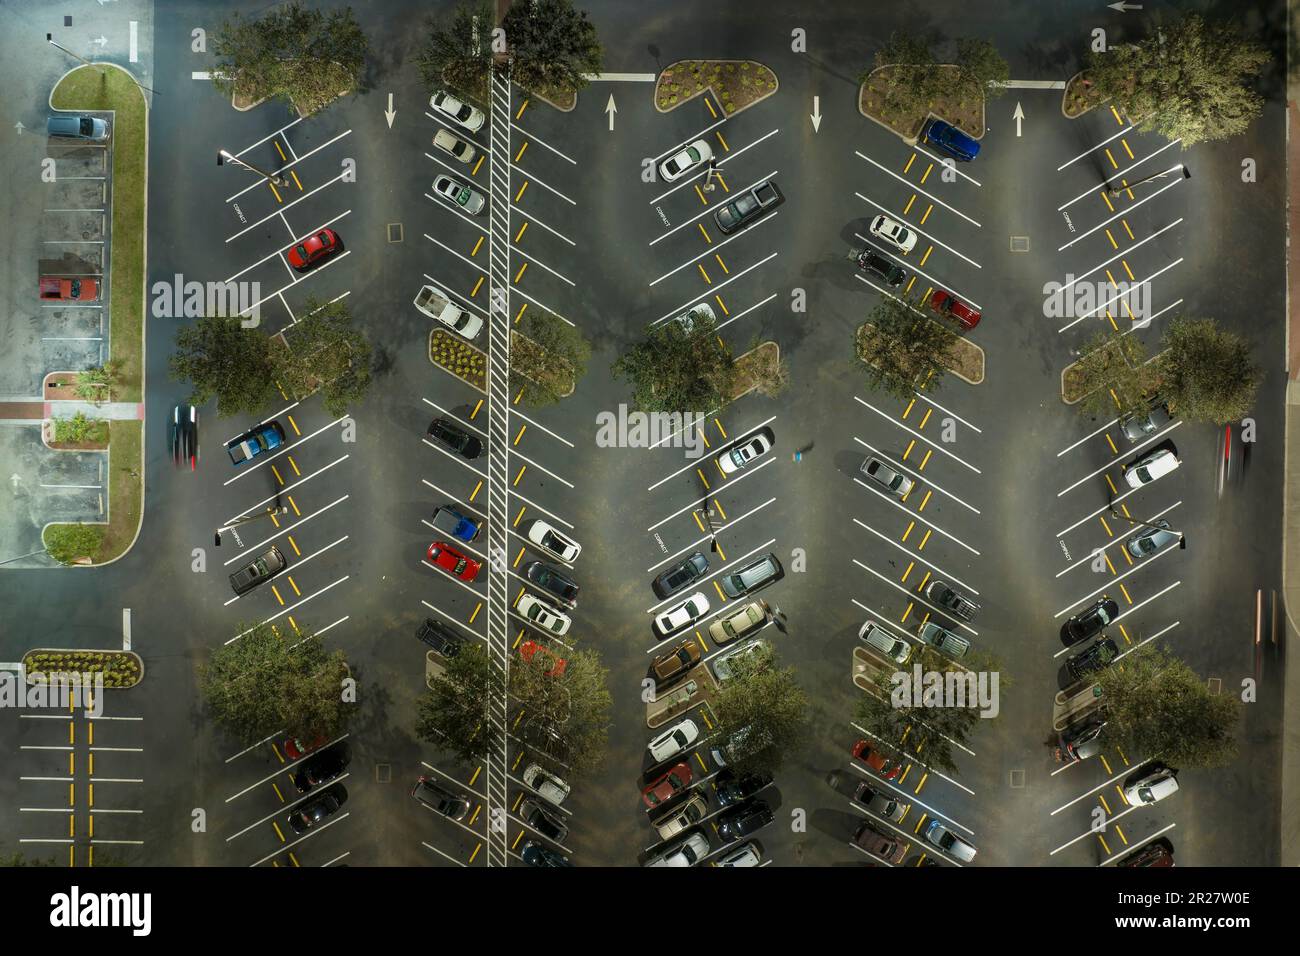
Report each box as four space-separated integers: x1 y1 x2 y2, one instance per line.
426 540 481 582
929 289 980 330
39 276 99 301
852 739 901 781
519 640 567 678
642 762 692 808
283 732 327 760
287 228 341 270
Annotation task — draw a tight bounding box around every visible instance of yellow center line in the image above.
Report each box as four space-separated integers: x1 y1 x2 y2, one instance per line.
271 585 284 606
513 547 526 568
1099 514 1113 537
513 506 527 528
713 580 726 601
514 386 524 404
514 141 528 163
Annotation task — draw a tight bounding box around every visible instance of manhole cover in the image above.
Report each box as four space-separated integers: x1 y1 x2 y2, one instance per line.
387 222 404 243
375 763 392 783
1010 236 1030 252
1009 769 1025 789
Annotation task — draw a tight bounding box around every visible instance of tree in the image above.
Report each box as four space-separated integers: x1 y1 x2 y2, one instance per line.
856 298 955 401
503 0 603 98
1158 317 1259 424
0 849 53 866
511 646 610 775
417 642 502 762
271 298 373 417
417 0 495 104
955 38 1009 97
43 522 104 564
1084 15 1266 146
612 311 737 414
1096 644 1240 767
73 360 123 403
170 316 275 417
738 338 790 398
1072 330 1154 420
199 624 352 744
211 2 369 114
710 646 808 778
866 31 944 119
510 309 591 407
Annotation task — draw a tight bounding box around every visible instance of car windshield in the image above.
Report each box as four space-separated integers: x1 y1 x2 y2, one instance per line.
543 531 566 551
80 118 94 135
685 146 701 163
294 244 308 259
456 104 471 120
735 195 759 216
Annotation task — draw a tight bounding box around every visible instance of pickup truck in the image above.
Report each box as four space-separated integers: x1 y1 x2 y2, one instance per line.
226 420 286 466
415 283 483 339
713 179 784 234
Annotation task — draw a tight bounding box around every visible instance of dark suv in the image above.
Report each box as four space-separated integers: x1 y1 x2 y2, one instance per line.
719 553 784 598
427 418 482 460
713 769 773 806
292 745 349 793
717 799 774 842
1066 638 1119 682
525 561 579 608
857 249 905 287
228 546 287 596
416 617 463 657
653 552 710 599
1061 597 1119 646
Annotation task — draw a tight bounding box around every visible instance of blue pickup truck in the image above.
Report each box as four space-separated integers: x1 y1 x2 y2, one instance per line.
226 420 286 466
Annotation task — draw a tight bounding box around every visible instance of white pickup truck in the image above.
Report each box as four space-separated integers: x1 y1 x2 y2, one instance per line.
414 283 483 339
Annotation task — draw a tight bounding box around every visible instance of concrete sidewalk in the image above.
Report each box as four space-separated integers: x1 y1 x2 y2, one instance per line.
0 400 143 425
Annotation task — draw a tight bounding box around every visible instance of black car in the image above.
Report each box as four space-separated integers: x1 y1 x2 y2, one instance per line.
292 745 349 793
415 617 463 657
713 769 773 807
924 580 980 622
410 777 470 820
1061 597 1120 646
1066 638 1119 683
228 546 287 596
171 404 198 471
520 797 568 842
1057 714 1107 763
521 839 573 867
1120 837 1175 867
713 179 784 234
652 551 710 599
427 417 482 460
717 799 774 842
857 249 905 287
287 784 347 833
525 561 579 608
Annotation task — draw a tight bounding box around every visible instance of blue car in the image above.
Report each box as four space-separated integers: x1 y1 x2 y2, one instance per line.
226 420 286 466
431 505 480 543
920 118 980 162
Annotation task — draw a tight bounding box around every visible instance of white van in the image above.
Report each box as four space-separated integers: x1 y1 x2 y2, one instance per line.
859 620 913 664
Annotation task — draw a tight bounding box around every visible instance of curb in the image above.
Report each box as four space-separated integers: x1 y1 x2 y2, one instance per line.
653 60 779 117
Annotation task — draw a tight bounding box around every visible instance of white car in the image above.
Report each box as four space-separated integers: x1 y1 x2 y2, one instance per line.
430 90 486 132
647 718 700 763
522 763 571 806
672 302 715 333
719 430 773 474
1122 764 1180 806
659 139 713 182
869 214 918 253
647 831 710 867
432 174 486 215
527 520 581 563
1123 446 1180 488
717 842 762 867
414 283 483 339
517 593 572 637
653 591 710 637
433 127 477 165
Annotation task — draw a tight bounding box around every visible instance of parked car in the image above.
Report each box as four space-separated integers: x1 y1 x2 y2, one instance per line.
522 764 570 806
869 214 917 253
432 173 486 214
526 520 581 563
716 842 762 867
39 276 98 301
659 139 713 182
718 799 774 842
915 620 970 659
648 718 700 763
861 456 913 497
713 179 784 234
1119 837 1175 868
518 640 567 678
524 561 579 609
521 840 573 867
920 117 980 162
653 593 710 638
519 797 568 841
47 113 108 141
718 429 774 474
430 90 486 132
719 553 783 598
924 580 980 621
171 405 199 471
414 283 482 339
652 552 710 599
853 782 904 822
670 301 715 333
433 127 477 164
857 249 905 286
713 768 773 806
653 793 709 841
517 592 572 636
228 545 287 596
288 785 347 833
929 289 981 330
411 777 470 819
426 540 481 582
652 639 702 684
431 505 480 543
708 601 765 645
226 420 286 466
292 746 349 793
283 733 327 761
1062 597 1120 646
710 725 765 769
852 821 906 864
1066 637 1119 682
851 739 901 781
711 638 772 683
426 417 482 460
287 228 342 271
1123 445 1180 489
1122 763 1180 806
415 617 463 657
1057 713 1107 763
1119 400 1172 442
642 762 692 808
859 620 913 664
1126 518 1182 557
646 831 710 867
923 819 977 862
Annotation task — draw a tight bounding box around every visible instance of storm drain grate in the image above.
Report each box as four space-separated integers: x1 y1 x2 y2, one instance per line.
1207 677 1222 695
374 763 392 784
1010 235 1030 252
387 222 404 243
1009 769 1025 789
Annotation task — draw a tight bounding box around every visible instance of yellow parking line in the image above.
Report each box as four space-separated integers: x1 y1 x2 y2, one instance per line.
514 262 528 283
514 222 528 243
902 520 915 542
916 570 931 591
918 408 932 429
713 580 726 601
514 424 527 445
901 560 914 583
1122 219 1134 240
698 222 712 244
287 535 300 556
1105 228 1117 249
469 479 482 502
918 490 932 512
918 529 931 550
903 154 916 174
918 246 933 267
269 181 283 203
514 506 526 527
919 203 933 226
513 547 525 568
716 130 729 151
287 495 300 516
286 414 300 436
904 275 916 294
714 541 726 561
903 194 916 215
288 576 301 597
1111 105 1124 125
715 173 728 193
514 181 529 202
1105 434 1117 455
514 141 528 163
1122 260 1135 281
1105 473 1117 496
1119 583 1132 605
698 466 712 488
290 170 303 192
698 426 711 448
1118 622 1132 645
472 155 485 176
695 184 708 205
271 465 284 486
693 511 705 533
918 448 932 471
470 398 484 419
271 585 284 606
514 386 524 404
274 141 286 161
469 602 482 624
516 98 529 120
470 276 485 297
273 821 286 842
903 438 916 460
900 603 913 624
698 263 711 284
1121 138 1134 160
920 163 934 184
714 253 729 274
287 455 300 476
471 236 484 256
1105 269 1118 288
705 97 717 119
714 294 729 316
714 418 727 439
713 498 726 520
1100 190 1115 212
902 398 916 418
513 464 527 486
515 303 528 324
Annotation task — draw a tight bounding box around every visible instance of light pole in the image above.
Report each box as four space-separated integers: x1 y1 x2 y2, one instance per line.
46 34 159 96
695 498 719 553
215 504 289 546
1107 507 1187 549
701 158 719 192
1106 163 1189 196
217 148 287 187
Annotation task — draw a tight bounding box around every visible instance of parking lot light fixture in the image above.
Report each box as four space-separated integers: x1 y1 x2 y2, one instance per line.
1106 164 1190 196
217 148 286 187
214 505 289 546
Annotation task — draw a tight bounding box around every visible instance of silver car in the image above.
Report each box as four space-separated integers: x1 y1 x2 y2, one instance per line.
711 638 772 682
915 620 970 659
861 457 913 497
1125 518 1181 557
433 174 486 214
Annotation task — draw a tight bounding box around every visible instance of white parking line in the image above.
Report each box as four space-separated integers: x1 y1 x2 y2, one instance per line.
715 291 778 333
647 459 775 532
853 254 982 318
1058 176 1186 251
225 130 353 203
1099 823 1178 866
423 111 491 154
221 495 350 566
1056 140 1182 211
421 397 487 437
853 396 981 475
512 206 576 246
1056 125 1133 171
1051 220 1183 295
645 501 776 573
506 446 574 488
420 559 486 600
222 536 349 606
650 115 731 167
420 599 487 642
650 253 778 327
853 561 978 637
909 143 982 187
853 519 980 595
648 128 779 205
855 153 983 228
1056 259 1184 333
232 117 305 159
644 541 781 652
1055 420 1181 497
511 243 575 286
511 122 578 165
425 191 489 233
646 415 776 490
510 163 576 205
422 842 470 867
510 286 574 327
224 736 350 803
853 479 981 556
1055 502 1183 578
424 232 488 275
1051 583 1181 658
249 812 351 866
851 435 981 513
222 418 348 485
226 171 347 243
648 212 779 286
228 576 351 644
649 170 778 246
509 407 576 448
238 250 353 319
423 438 489 481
